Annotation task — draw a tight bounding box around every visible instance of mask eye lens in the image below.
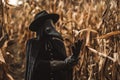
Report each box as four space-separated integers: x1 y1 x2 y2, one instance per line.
45 27 51 33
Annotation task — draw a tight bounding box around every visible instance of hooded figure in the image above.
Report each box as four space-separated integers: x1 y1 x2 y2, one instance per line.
25 10 83 80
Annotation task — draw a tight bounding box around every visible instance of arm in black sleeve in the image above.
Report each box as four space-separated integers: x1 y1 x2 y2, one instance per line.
34 59 67 72
50 60 67 71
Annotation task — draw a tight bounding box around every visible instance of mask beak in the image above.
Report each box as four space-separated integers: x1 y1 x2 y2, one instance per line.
49 31 63 41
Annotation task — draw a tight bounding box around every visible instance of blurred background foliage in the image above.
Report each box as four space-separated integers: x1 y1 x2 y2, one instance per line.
0 0 120 80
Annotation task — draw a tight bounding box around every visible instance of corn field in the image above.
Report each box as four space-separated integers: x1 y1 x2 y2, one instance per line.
0 0 120 80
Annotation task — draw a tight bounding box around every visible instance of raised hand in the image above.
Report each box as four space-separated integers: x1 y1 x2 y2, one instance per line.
71 39 83 59
65 39 83 67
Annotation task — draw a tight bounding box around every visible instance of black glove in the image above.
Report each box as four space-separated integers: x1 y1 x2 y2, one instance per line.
64 39 83 67
71 39 83 59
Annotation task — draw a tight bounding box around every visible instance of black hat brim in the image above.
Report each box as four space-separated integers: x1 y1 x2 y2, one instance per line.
29 14 59 32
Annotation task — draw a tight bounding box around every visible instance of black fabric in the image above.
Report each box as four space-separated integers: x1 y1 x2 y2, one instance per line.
25 39 40 80
25 38 73 80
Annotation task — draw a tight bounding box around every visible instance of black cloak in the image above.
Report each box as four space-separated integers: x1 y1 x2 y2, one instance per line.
25 38 73 80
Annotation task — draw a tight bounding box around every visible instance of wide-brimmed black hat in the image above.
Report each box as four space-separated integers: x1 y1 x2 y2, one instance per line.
29 10 59 32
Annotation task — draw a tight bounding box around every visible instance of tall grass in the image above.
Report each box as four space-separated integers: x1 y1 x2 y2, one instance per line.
0 0 119 80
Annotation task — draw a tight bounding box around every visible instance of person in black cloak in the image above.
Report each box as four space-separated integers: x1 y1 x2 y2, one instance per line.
25 10 83 80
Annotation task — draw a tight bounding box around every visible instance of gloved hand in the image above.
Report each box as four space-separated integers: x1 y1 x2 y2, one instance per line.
71 39 83 59
65 39 83 67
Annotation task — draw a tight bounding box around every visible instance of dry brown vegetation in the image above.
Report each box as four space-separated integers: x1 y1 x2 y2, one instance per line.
0 0 120 80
